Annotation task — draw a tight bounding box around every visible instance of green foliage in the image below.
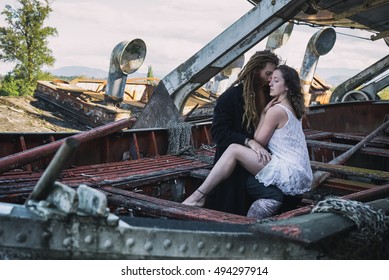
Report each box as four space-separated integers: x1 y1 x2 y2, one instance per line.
0 0 57 96
0 74 19 96
147 65 154 78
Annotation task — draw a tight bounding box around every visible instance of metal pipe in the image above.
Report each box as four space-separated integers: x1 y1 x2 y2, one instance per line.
265 22 294 51
26 137 80 202
300 27 336 106
0 118 135 174
105 39 146 102
329 54 389 102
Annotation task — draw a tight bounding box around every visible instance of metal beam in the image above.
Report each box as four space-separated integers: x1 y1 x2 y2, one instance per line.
161 0 307 113
330 54 389 102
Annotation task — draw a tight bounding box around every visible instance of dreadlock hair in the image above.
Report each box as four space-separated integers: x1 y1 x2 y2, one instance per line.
230 50 280 132
276 65 306 119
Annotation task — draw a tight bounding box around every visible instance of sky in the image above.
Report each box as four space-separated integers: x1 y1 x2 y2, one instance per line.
1 0 388 80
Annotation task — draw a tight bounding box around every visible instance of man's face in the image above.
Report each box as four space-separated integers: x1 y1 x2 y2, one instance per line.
255 62 277 85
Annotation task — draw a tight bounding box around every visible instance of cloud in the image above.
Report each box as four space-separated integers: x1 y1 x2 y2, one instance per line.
39 0 253 76
1 0 388 81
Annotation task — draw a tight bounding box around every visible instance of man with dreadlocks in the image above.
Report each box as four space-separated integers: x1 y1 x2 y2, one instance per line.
204 50 284 216
184 65 312 221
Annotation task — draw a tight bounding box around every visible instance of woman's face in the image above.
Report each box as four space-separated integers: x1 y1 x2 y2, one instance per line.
269 69 288 97
254 62 277 86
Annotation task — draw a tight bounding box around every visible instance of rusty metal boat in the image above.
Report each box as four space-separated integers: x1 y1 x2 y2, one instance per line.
0 98 388 259
1 0 389 259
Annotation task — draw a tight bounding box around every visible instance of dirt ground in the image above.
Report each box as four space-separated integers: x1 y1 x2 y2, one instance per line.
0 96 90 132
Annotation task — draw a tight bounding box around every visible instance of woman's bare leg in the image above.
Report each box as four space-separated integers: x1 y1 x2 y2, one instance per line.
182 144 265 206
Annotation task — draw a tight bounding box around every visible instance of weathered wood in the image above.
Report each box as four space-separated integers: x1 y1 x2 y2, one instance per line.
304 130 333 140
307 139 389 157
320 177 379 192
332 132 389 145
311 119 389 188
310 161 389 181
102 186 255 225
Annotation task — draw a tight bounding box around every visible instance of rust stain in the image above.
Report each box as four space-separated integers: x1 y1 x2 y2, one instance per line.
270 225 302 239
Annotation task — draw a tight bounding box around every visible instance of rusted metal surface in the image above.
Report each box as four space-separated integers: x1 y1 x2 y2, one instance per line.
0 155 211 199
0 101 387 226
292 0 389 33
305 101 389 134
0 118 135 175
26 137 80 202
253 196 389 246
0 105 387 261
0 123 212 170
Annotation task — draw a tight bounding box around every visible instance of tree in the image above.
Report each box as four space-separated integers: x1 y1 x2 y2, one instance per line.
0 0 57 96
147 65 154 78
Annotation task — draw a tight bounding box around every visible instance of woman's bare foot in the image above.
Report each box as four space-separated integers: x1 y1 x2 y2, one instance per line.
182 189 207 207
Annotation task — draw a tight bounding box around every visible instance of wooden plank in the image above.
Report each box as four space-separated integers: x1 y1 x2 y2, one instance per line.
307 139 389 157
333 132 389 145
303 129 333 140
320 177 379 192
311 161 389 181
311 119 389 188
102 186 255 225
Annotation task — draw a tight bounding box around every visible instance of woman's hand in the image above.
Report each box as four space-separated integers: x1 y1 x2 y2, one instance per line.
263 97 279 112
262 97 280 116
247 139 271 164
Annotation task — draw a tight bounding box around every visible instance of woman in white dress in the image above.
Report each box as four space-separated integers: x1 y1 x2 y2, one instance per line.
183 65 312 216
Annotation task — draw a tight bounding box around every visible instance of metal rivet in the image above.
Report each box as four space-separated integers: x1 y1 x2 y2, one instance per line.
163 239 172 249
225 243 232 250
264 247 270 254
126 238 135 248
103 239 113 249
211 245 219 253
239 246 245 254
144 242 153 252
16 233 27 243
179 244 188 253
197 241 204 250
252 244 258 251
84 235 93 244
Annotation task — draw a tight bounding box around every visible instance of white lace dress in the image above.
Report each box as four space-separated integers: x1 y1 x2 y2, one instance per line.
255 104 313 195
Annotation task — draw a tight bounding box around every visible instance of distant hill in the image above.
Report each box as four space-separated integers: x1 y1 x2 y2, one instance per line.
48 66 108 79
48 66 360 87
48 66 164 79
